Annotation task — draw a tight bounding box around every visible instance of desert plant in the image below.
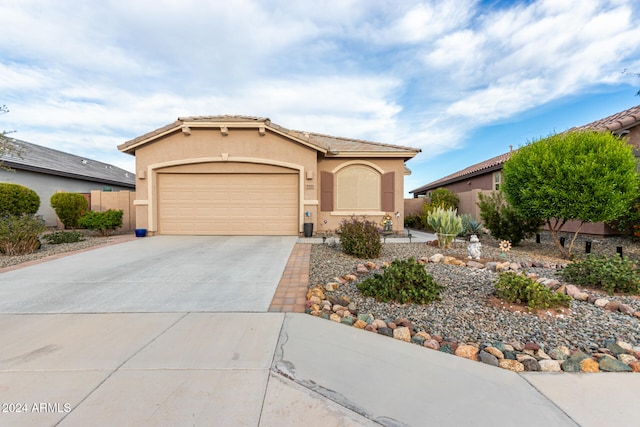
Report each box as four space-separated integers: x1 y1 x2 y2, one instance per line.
419 188 459 230
357 258 443 304
78 209 123 236
460 214 482 236
50 193 88 229
427 206 463 248
0 183 40 216
495 272 571 310
560 255 640 295
0 214 46 255
477 191 542 245
43 230 86 244
338 216 382 258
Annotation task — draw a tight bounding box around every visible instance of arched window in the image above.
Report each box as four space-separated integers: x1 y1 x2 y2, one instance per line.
336 165 381 210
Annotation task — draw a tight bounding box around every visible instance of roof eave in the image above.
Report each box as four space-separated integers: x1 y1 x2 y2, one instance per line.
3 161 135 188
118 119 330 155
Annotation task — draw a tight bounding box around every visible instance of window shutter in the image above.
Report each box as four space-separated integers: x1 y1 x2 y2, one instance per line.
320 171 334 211
381 172 395 212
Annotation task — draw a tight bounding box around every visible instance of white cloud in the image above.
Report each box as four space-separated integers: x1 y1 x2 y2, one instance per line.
1 0 640 177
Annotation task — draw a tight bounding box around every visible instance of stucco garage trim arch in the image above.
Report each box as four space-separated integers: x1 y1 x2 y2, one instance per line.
140 156 306 233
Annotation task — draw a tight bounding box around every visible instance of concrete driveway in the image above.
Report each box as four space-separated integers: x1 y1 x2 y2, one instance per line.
0 235 297 313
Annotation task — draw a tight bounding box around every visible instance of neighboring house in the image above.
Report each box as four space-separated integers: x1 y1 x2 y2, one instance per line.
118 115 420 236
0 138 136 226
409 104 640 235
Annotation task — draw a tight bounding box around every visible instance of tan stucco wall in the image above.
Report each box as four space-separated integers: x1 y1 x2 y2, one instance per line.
132 127 318 233
317 157 409 234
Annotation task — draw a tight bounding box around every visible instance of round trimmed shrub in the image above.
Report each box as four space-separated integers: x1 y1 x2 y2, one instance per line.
50 192 88 229
0 183 40 216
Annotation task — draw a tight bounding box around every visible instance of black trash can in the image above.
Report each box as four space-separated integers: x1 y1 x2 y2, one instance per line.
303 223 314 237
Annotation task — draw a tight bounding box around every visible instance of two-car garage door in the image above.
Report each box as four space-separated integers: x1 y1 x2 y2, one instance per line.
157 173 298 235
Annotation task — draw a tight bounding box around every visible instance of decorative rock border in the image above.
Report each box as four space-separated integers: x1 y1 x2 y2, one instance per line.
306 254 640 374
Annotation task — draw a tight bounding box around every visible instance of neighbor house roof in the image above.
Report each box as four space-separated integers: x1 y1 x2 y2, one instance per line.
1 138 136 188
410 104 640 195
118 115 421 159
571 104 640 134
410 151 512 195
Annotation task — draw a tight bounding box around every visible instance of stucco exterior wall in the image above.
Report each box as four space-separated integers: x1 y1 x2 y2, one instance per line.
131 127 318 233
317 157 408 233
0 169 132 226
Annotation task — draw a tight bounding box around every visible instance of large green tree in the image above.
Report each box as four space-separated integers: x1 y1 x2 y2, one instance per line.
502 130 639 258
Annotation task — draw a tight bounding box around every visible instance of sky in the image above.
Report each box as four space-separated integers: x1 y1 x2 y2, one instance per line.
2 0 640 196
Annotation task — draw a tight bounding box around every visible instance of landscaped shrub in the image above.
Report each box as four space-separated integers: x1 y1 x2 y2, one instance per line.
357 258 443 304
477 191 542 245
0 183 40 216
495 272 571 310
43 231 86 244
338 216 382 258
0 214 46 255
560 255 640 295
420 188 459 230
78 209 123 236
403 214 421 229
460 214 482 237
426 206 462 248
50 193 88 229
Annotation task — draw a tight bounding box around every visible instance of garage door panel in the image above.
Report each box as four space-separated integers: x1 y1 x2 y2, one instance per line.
158 173 298 235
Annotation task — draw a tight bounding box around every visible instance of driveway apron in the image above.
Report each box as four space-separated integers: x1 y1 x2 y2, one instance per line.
0 235 297 313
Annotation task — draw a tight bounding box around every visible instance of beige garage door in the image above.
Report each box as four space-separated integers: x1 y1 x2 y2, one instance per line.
158 173 299 235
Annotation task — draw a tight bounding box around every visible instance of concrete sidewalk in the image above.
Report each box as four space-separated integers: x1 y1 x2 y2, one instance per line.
1 312 637 426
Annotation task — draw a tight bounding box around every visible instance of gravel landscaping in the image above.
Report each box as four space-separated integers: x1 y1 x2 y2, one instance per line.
0 233 131 270
308 232 640 372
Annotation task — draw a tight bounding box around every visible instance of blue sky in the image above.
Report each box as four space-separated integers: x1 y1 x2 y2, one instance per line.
1 0 640 196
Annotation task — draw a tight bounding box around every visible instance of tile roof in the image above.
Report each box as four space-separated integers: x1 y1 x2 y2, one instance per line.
1 138 135 188
410 104 640 194
119 115 421 157
571 104 640 133
410 151 511 194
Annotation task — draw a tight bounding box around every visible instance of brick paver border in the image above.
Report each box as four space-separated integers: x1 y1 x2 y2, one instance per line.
268 243 311 313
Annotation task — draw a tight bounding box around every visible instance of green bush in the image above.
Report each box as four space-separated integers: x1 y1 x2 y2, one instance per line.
0 214 46 255
560 255 640 295
495 272 571 310
357 258 443 304
0 183 40 216
43 231 86 244
338 216 382 259
50 193 88 229
427 206 462 248
477 191 542 245
404 214 421 229
78 209 123 236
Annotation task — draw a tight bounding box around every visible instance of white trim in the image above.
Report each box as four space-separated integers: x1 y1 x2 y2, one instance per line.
146 157 305 233
304 200 319 205
133 200 148 206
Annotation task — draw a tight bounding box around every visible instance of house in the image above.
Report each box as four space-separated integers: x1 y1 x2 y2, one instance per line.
117 116 420 236
0 138 136 226
408 104 640 235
